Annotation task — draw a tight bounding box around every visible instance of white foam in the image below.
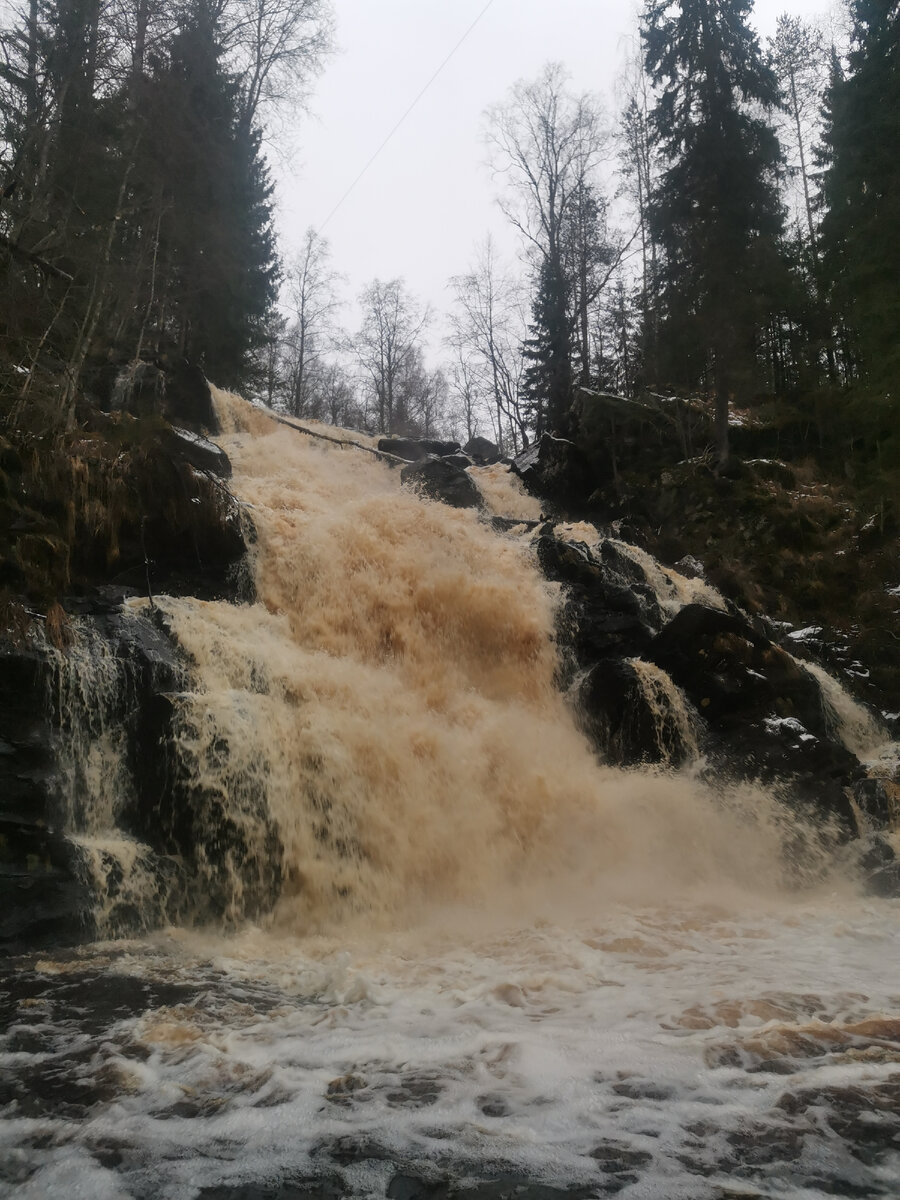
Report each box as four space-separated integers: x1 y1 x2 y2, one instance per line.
6 898 900 1196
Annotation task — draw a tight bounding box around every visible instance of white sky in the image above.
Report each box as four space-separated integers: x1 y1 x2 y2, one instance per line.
275 0 831 337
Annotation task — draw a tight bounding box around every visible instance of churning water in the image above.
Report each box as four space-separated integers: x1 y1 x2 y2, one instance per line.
2 393 899 1199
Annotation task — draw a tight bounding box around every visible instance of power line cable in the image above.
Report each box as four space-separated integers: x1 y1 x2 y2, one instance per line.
317 0 498 234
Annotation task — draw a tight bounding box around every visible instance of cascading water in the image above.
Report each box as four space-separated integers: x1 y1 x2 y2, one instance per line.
624 657 701 765
799 657 893 763
3 390 900 1200
46 615 183 936
162 389 803 929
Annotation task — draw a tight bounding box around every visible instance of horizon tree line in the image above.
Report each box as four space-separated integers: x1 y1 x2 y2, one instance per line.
1 0 896 468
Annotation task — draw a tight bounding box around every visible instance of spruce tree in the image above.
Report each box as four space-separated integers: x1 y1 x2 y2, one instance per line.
137 1 278 385
521 255 573 437
819 0 900 388
642 0 786 466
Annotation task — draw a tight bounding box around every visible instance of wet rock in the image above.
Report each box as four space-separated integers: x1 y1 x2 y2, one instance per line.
106 360 218 432
440 453 474 469
647 603 861 834
386 1073 443 1107
464 436 501 464
0 638 90 949
673 554 705 579
535 534 658 671
850 777 900 828
401 457 482 509
0 601 267 950
169 361 221 431
864 860 900 897
166 426 232 478
421 439 462 457
578 658 695 767
109 361 167 418
778 1079 900 1163
130 458 251 601
511 435 593 506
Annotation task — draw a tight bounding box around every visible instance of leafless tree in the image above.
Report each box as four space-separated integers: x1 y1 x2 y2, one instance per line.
486 63 607 268
448 238 528 452
769 14 830 267
219 0 334 133
353 278 430 435
281 227 342 417
486 64 621 428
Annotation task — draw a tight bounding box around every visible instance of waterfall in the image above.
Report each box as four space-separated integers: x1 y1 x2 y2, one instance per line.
625 657 701 765
604 538 728 615
46 613 183 935
799 657 893 762
117 387 811 934
10 392 900 1200
37 389 888 937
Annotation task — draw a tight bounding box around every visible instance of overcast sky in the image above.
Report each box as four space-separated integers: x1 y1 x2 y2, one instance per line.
275 0 831 335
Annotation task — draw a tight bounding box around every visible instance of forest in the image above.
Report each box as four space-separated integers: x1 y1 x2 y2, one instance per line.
0 0 897 487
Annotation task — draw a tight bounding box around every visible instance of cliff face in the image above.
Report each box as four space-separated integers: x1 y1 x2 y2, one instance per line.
1 363 258 949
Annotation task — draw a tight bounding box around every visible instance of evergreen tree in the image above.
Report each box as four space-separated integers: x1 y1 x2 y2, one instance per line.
819 0 900 388
642 0 786 466
136 1 279 385
521 255 573 436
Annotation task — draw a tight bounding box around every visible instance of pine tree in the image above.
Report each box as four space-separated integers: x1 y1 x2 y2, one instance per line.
642 0 787 466
819 0 900 388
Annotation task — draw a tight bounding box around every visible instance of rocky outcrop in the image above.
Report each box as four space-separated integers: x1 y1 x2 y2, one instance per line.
400 456 482 509
1 382 249 605
0 637 89 948
0 601 283 952
0 364 263 951
534 524 886 854
101 359 219 432
464 436 501 464
512 435 593 506
536 534 659 669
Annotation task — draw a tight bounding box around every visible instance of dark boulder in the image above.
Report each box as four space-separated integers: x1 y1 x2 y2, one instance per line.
110 361 167 419
649 604 826 729
440 453 474 469
108 360 218 433
578 657 697 768
511 434 593 506
646 603 861 835
0 637 89 949
378 438 429 461
464 435 501 464
166 361 220 431
535 534 661 671
166 426 232 478
400 456 482 509
421 439 461 457
850 777 900 829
